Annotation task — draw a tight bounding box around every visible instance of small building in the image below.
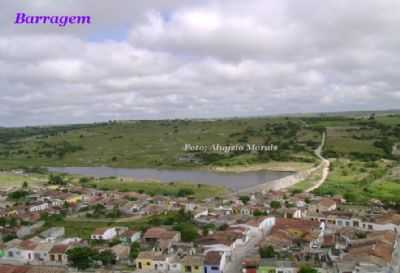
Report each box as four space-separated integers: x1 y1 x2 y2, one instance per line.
257 258 297 273
48 244 69 265
204 251 223 273
136 251 165 271
40 227 65 241
29 201 49 213
316 198 337 213
119 229 141 244
143 227 180 241
32 242 53 262
181 255 204 273
111 244 130 264
91 227 117 241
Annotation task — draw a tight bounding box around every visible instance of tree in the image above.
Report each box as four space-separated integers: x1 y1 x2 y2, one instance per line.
22 181 28 189
218 223 229 231
174 223 198 242
177 188 195 197
48 174 66 185
8 190 29 201
259 245 276 258
201 223 216 236
239 195 250 204
270 200 281 209
299 265 318 273
130 242 140 260
79 177 90 184
66 247 97 270
96 250 116 266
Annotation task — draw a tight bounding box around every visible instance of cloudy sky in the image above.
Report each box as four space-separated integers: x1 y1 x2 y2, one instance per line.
1 0 400 126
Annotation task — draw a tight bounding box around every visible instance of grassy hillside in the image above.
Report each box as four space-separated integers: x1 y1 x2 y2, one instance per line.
303 115 400 160
0 114 398 169
0 118 322 169
85 178 228 200
0 171 47 189
0 112 399 204
314 159 400 205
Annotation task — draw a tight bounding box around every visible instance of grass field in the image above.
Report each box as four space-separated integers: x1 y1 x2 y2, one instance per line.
79 176 229 199
0 117 321 169
0 172 47 189
45 213 183 239
313 159 400 204
290 165 324 192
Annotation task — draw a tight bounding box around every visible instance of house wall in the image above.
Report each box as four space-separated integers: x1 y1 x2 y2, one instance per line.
293 210 302 219
33 250 49 262
131 232 141 242
194 209 208 219
308 216 400 232
66 196 82 204
136 258 153 271
204 265 221 273
29 203 49 212
185 264 203 273
5 248 22 260
91 228 117 241
49 253 68 265
153 260 169 271
103 228 117 240
369 223 399 232
51 200 64 206
259 217 276 233
21 249 35 261
167 262 181 272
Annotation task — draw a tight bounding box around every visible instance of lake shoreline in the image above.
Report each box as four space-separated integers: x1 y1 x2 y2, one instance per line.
47 166 294 192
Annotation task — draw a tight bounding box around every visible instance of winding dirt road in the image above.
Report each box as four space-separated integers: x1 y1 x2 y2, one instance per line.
305 132 330 193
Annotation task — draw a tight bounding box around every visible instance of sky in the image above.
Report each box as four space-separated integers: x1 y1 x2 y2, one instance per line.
1 0 400 127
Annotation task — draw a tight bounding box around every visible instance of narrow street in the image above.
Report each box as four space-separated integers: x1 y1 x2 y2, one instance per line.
224 229 263 273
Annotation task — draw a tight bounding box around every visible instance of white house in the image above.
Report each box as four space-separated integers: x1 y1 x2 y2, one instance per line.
32 242 53 262
215 206 234 216
120 229 141 243
194 209 208 219
50 198 65 207
29 201 49 212
307 213 400 233
257 216 276 234
91 227 117 240
166 256 182 273
3 239 38 262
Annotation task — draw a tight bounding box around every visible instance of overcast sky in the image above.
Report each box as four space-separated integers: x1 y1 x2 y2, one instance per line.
1 0 400 127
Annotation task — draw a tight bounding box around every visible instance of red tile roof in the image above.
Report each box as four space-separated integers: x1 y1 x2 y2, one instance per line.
0 265 30 273
19 240 38 251
204 251 222 265
318 198 336 208
274 218 319 231
374 213 400 225
49 244 69 254
92 227 110 235
143 227 177 240
121 229 139 237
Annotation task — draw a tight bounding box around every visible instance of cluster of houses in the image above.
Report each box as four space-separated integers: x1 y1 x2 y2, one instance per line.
134 218 274 273
1 225 143 266
0 181 400 273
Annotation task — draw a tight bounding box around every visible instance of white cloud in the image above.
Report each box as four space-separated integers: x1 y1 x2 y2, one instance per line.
0 0 400 126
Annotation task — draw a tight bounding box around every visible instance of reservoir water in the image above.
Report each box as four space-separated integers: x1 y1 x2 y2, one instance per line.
48 166 293 191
